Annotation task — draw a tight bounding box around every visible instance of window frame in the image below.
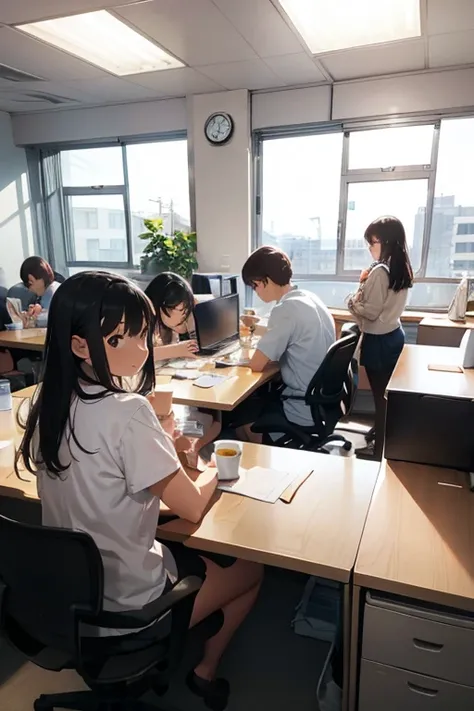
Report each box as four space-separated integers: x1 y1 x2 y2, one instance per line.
48 131 190 270
253 116 467 309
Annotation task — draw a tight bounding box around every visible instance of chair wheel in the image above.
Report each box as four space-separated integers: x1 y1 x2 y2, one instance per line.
343 441 352 451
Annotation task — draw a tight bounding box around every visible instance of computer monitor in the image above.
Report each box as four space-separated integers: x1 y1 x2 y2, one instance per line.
194 293 239 352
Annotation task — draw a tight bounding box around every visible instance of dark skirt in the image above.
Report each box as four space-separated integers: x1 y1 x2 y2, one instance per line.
360 327 405 372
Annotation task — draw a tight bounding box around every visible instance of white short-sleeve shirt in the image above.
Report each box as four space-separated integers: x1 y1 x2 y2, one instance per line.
37 385 180 634
257 288 335 426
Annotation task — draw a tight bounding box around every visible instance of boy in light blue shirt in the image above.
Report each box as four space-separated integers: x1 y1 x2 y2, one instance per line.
241 245 335 430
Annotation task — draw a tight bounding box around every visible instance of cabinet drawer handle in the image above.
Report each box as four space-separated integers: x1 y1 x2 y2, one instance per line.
407 681 439 697
413 638 444 652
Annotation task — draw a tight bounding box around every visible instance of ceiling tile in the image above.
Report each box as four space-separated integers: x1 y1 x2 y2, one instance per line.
115 0 256 66
429 30 474 67
264 53 326 84
130 67 224 96
199 59 283 90
211 0 304 58
427 0 474 35
0 0 130 24
60 77 161 102
0 27 110 80
321 40 426 81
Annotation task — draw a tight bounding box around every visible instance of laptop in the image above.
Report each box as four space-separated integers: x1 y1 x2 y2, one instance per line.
194 293 240 356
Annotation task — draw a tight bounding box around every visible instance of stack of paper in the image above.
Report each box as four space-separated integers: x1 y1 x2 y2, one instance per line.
218 466 308 503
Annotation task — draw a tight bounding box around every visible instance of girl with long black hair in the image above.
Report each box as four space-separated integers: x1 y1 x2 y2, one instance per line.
348 216 413 459
17 271 262 710
145 272 199 360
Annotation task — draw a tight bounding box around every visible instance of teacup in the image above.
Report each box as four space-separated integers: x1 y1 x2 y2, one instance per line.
214 439 242 481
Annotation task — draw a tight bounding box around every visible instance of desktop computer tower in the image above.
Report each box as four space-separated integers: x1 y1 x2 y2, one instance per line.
384 391 474 471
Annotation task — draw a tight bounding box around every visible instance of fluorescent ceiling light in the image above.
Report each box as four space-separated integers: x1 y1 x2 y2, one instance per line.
16 10 183 76
278 0 421 54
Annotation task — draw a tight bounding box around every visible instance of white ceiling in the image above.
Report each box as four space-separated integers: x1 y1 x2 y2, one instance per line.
0 0 473 113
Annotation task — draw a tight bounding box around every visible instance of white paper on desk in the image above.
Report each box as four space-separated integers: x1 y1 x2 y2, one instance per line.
218 466 302 503
194 374 229 388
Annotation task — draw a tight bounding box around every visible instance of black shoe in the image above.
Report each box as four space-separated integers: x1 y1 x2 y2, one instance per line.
186 671 230 711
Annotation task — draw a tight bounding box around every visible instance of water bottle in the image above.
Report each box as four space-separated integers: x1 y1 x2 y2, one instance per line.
0 379 12 411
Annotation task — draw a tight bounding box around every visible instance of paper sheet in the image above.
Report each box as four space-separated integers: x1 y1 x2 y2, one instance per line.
218 466 305 503
194 375 229 388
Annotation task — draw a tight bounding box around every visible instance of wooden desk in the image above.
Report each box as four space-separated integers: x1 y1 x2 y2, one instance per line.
158 364 279 410
387 343 474 399
355 460 474 611
0 398 35 502
417 316 474 347
159 444 379 711
158 444 379 582
349 460 474 710
0 328 46 351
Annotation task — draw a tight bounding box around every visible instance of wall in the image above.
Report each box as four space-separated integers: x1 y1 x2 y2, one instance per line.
188 89 251 275
12 97 187 145
0 111 34 287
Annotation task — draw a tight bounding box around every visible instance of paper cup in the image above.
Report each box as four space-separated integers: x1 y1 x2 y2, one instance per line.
214 439 242 481
153 386 173 418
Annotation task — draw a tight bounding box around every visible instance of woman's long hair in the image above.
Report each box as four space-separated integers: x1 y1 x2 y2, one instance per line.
364 216 414 292
17 271 155 477
145 272 194 345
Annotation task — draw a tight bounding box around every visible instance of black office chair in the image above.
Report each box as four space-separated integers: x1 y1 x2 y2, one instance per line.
251 332 359 452
53 271 66 284
0 285 11 331
0 514 206 711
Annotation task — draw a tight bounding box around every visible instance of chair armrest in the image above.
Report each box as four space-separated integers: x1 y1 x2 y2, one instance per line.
0 579 6 631
82 575 202 630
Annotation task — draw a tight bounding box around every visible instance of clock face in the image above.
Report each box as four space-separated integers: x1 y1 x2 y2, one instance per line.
205 112 234 145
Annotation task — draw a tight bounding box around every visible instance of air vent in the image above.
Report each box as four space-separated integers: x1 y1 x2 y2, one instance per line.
0 63 44 82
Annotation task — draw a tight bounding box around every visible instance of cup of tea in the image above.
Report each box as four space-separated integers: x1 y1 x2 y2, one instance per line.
214 440 242 481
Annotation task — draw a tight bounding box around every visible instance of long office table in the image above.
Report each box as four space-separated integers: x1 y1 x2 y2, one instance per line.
417 316 474 347
158 444 380 710
0 328 46 351
349 460 474 711
156 361 279 410
13 364 279 412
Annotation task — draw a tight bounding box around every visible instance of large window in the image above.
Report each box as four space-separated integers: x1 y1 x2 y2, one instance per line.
256 119 474 308
59 136 190 270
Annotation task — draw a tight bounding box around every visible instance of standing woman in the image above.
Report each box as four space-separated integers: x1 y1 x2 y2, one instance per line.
347 216 413 460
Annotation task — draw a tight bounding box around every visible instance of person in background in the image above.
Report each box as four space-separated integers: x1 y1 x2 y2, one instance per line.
234 245 336 441
347 216 413 460
145 272 199 360
145 272 221 468
17 271 263 710
20 256 61 321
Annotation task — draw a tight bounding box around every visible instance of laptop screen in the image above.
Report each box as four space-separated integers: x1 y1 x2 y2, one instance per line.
194 294 239 350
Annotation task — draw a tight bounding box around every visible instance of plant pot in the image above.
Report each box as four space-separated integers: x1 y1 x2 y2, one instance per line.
140 256 168 276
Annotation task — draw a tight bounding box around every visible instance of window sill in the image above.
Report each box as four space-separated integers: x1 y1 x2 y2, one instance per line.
329 308 447 325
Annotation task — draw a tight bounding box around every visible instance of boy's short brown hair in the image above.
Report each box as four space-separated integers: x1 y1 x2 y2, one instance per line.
242 246 293 287
20 256 54 288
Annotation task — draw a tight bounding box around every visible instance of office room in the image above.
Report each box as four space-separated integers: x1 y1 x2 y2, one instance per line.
1 1 474 710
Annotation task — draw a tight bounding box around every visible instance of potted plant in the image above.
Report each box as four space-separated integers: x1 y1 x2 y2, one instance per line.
139 218 198 280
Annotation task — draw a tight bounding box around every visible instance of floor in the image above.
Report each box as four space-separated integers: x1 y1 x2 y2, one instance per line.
0 568 330 711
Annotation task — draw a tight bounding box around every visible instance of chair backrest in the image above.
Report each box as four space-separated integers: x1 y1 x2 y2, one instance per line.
305 332 359 434
7 283 37 311
0 286 10 331
53 271 66 284
0 514 103 656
